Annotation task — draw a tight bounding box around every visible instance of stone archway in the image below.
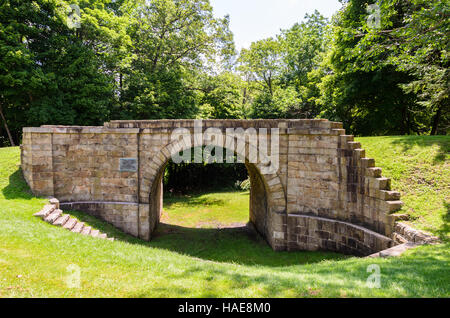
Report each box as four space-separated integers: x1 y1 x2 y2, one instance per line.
21 119 404 255
140 133 286 246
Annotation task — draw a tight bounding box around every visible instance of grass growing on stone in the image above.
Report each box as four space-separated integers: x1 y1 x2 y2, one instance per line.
0 138 449 298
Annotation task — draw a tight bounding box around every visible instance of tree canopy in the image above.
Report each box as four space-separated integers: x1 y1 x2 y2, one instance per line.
0 0 448 146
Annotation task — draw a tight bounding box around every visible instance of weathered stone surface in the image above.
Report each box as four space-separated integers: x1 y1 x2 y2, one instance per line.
81 226 92 236
34 199 113 240
34 204 55 218
22 119 405 255
49 198 60 209
394 222 440 244
368 242 420 258
63 218 77 230
53 214 70 227
44 209 62 224
72 222 84 233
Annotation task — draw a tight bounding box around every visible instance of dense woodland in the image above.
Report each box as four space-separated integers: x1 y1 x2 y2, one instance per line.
0 0 448 148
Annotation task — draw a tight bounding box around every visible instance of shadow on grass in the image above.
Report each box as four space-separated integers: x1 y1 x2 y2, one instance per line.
2 168 35 200
66 209 348 267
390 135 449 164
127 243 450 297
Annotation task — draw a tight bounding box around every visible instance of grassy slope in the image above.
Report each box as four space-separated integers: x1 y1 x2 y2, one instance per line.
0 137 449 298
356 136 449 240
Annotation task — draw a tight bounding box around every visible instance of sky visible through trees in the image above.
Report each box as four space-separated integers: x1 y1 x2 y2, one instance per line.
210 0 342 50
0 0 448 148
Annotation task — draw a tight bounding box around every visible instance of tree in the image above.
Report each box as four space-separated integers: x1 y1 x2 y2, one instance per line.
359 0 449 134
119 0 235 120
238 38 284 96
317 0 422 135
280 10 328 87
197 72 244 119
249 86 301 119
0 0 127 145
279 10 329 118
0 0 37 145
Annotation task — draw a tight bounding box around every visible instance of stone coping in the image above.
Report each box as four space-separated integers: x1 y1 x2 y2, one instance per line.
395 222 440 244
23 127 140 134
60 201 140 206
23 126 344 136
289 214 393 241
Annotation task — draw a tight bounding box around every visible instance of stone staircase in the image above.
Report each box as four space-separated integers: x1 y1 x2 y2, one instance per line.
34 198 114 241
368 217 440 258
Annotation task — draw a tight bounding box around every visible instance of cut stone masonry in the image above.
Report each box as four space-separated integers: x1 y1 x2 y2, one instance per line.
22 119 415 256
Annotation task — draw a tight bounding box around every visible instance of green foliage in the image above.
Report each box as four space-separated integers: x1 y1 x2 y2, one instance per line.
0 0 124 144
316 0 419 135
280 10 328 87
238 38 284 96
163 146 248 193
164 160 248 194
0 0 235 145
0 0 448 145
377 0 449 135
250 86 301 119
117 0 235 120
238 11 329 120
318 0 449 136
198 72 244 119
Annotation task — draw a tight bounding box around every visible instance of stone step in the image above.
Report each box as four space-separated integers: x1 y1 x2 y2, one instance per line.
34 205 55 218
368 242 419 258
393 232 409 244
81 226 92 236
49 198 60 209
44 209 62 224
53 214 70 227
63 218 77 230
34 199 115 242
72 222 84 233
392 213 410 221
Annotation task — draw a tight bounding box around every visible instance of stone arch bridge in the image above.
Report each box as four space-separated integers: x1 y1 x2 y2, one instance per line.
21 119 403 255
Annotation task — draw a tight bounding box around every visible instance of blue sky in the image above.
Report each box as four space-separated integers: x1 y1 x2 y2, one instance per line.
210 0 342 51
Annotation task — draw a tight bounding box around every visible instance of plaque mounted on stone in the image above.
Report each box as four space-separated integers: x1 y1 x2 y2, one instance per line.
120 158 138 172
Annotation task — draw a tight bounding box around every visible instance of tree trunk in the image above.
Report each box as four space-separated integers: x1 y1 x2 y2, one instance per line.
0 102 16 146
430 105 442 135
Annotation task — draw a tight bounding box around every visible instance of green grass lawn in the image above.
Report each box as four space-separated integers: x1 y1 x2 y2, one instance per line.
0 137 449 298
161 191 251 228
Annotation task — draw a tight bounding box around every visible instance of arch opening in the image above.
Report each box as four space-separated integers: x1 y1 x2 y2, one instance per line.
146 146 272 245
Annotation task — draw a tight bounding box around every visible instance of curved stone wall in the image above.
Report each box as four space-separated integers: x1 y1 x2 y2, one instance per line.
287 215 393 255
